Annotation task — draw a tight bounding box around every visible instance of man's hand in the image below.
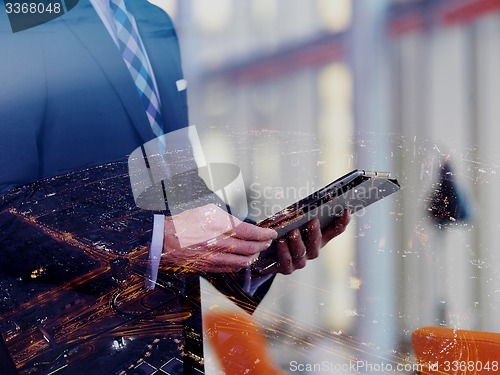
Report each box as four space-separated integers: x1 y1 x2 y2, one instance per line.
275 210 351 275
162 204 277 273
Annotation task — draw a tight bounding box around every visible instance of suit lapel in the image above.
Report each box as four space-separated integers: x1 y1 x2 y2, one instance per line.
61 0 157 143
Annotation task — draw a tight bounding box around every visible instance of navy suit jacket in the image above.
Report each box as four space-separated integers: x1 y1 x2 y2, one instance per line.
0 0 187 192
0 2 275 373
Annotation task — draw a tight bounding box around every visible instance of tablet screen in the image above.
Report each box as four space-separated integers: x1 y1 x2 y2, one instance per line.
252 170 400 274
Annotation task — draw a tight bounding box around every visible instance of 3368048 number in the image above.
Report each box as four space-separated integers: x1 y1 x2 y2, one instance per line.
5 2 62 15
442 360 499 372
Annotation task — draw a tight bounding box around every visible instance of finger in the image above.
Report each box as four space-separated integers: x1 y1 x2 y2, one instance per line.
303 219 322 260
202 252 260 271
173 260 246 273
276 238 294 275
322 210 351 245
209 236 273 256
168 248 260 273
230 222 278 242
287 229 307 270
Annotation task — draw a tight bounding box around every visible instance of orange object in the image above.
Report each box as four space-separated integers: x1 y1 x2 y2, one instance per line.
412 326 500 374
204 311 285 374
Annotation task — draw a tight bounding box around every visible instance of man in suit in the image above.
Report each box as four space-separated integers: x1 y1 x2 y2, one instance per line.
0 0 186 189
0 1 350 373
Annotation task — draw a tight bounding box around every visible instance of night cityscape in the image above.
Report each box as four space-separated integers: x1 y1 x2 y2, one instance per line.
0 161 203 375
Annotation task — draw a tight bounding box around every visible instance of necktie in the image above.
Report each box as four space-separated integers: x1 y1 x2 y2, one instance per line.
110 0 164 137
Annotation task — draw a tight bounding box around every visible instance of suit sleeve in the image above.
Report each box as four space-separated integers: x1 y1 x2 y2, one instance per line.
0 30 46 193
204 271 276 314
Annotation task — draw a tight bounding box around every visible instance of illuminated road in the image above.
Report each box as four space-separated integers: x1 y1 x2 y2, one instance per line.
0 166 199 373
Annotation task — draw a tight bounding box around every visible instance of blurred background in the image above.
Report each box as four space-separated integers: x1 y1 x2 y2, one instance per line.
155 0 500 372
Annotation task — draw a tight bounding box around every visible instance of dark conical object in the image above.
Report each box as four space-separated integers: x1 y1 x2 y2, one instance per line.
428 161 470 227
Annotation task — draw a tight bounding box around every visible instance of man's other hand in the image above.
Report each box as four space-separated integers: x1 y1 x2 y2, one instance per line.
275 210 351 275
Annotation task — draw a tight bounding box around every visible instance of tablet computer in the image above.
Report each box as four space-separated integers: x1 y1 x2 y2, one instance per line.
251 170 400 274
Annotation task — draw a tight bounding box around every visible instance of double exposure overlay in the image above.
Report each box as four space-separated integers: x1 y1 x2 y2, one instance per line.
3 0 500 374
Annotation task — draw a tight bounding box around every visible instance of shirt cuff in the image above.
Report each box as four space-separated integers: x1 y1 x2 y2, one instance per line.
144 214 165 289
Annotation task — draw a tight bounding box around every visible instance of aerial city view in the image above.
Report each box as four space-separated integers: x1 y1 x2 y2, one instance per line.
0 161 204 375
